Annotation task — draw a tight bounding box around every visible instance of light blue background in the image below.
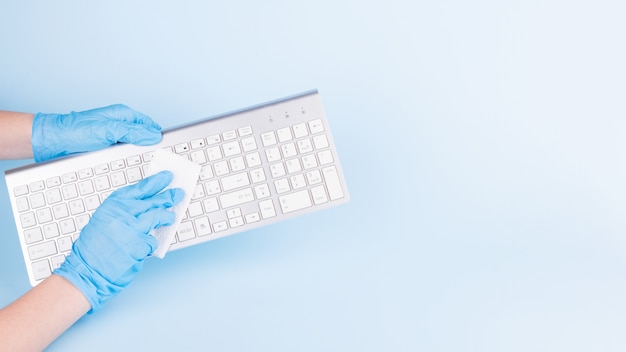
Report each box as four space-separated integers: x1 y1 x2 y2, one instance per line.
1 1 626 351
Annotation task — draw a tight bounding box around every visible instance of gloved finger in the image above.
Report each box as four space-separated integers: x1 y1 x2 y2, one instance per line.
136 208 177 232
104 120 162 146
89 104 162 131
111 171 173 200
116 188 185 216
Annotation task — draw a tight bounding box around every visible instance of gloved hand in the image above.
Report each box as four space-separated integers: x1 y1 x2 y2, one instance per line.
32 104 162 162
53 171 184 312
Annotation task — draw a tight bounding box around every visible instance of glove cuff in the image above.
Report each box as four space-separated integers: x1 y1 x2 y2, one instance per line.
32 112 66 162
53 254 101 313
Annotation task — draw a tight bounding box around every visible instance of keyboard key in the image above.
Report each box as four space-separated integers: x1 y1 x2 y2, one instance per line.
190 150 207 164
78 180 95 195
281 143 298 158
276 127 293 142
30 181 45 192
311 185 329 205
110 159 125 170
213 161 229 176
85 194 101 211
313 134 329 149
301 155 318 170
290 174 306 190
94 164 110 175
245 152 262 168
308 119 325 134
241 137 257 152
199 165 214 181
69 199 85 215
223 141 241 157
292 123 308 138
30 193 46 209
19 212 37 228
259 199 276 218
76 214 90 231
266 147 281 162
204 180 221 196
202 197 220 213
52 203 69 219
176 221 196 241
254 184 270 199
261 131 277 146
78 168 94 179
32 259 52 281
24 227 44 244
190 138 206 149
43 223 60 239
126 167 142 183
174 142 190 153
245 212 260 223
222 130 237 141
279 189 312 214
57 236 73 252
206 146 222 161
187 202 204 218
229 216 244 228
207 134 221 145
59 218 76 235
35 207 53 223
194 216 212 236
318 150 334 165
322 166 345 200
270 163 286 178
250 168 266 183
229 156 246 172
46 176 61 188
306 170 323 185
274 178 290 194
297 139 313 154
50 255 66 270
126 155 142 166
238 125 253 136
221 172 250 192
45 188 62 204
220 188 255 208
62 172 78 183
111 171 127 187
14 185 29 196
213 221 228 232
285 158 302 174
28 240 57 260
16 197 29 212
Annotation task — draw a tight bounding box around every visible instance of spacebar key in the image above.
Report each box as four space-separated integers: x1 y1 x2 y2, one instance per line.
220 187 255 208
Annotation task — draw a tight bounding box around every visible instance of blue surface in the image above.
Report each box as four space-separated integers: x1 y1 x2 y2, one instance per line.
1 1 626 351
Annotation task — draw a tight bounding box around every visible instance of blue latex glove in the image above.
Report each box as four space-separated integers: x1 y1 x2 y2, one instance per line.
32 104 162 162
53 171 184 312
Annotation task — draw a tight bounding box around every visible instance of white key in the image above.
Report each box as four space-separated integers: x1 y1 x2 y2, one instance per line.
229 156 246 172
226 208 242 218
126 155 142 166
221 172 250 192
176 221 196 241
28 240 57 260
223 141 241 157
213 161 229 176
281 143 298 158
274 178 291 194
311 185 329 205
250 168 266 183
199 165 214 180
207 134 221 145
24 227 43 244
126 167 143 183
51 255 66 270
62 184 79 199
308 119 325 134
254 184 271 199
16 197 29 212
14 185 29 196
46 176 61 188
322 166 344 200
174 142 190 153
259 199 276 218
94 175 110 192
229 216 244 228
76 214 90 231
213 221 228 232
245 212 260 223
32 259 51 281
301 155 318 170
30 181 45 192
261 131 277 146
187 201 204 218
306 170 323 185
206 146 223 161
265 147 281 162
43 223 60 239
220 188 255 208
313 134 329 149
202 197 220 213
222 129 237 141
62 172 78 183
297 139 313 154
19 212 36 228
290 174 307 190
241 137 257 152
110 159 125 170
78 168 94 179
279 189 312 214
57 236 73 252
245 152 262 167
35 207 53 223
52 203 69 219
190 138 206 149
204 180 221 195
190 150 207 164
276 127 293 142
238 126 253 136
85 195 101 211
46 188 63 204
270 163 286 178
111 171 127 187
78 180 95 195
59 218 76 235
194 216 212 236
192 184 206 199
318 150 334 165
292 123 308 138
285 158 302 174
94 164 110 175
69 199 85 215
142 151 155 162
30 193 46 209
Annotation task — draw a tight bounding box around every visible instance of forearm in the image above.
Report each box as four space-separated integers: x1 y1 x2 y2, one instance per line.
0 274 90 351
0 110 34 159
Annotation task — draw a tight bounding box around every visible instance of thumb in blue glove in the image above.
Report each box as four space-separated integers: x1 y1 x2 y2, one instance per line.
32 104 162 162
53 170 184 313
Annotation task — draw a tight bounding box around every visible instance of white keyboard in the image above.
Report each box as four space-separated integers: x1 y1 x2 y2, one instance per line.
4 90 350 286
